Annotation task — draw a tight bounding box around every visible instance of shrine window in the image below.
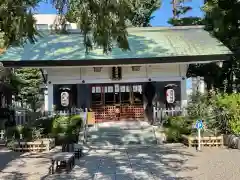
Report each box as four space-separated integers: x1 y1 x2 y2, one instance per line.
104 86 114 105
132 85 143 104
120 85 130 104
91 86 103 105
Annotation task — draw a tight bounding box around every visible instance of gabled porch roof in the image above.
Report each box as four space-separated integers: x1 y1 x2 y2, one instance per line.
0 26 232 67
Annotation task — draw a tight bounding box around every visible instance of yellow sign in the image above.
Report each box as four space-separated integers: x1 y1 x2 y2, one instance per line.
87 112 95 125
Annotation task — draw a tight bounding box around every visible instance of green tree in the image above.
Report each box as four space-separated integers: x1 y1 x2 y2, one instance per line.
14 68 43 111
1 0 161 54
168 16 204 26
0 65 25 100
0 0 40 47
203 0 240 92
168 0 204 26
127 0 161 27
53 0 161 53
168 0 237 92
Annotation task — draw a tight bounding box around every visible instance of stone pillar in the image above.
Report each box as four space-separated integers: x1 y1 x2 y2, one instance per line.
47 84 54 112
199 77 205 94
181 77 187 107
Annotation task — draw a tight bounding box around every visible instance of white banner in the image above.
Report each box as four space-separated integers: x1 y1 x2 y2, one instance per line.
133 85 138 92
104 86 108 93
92 87 96 93
108 86 113 93
120 86 125 92
115 84 119 92
126 86 130 92
96 86 101 93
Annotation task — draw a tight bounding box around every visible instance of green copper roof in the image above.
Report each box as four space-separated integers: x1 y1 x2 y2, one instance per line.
0 26 232 62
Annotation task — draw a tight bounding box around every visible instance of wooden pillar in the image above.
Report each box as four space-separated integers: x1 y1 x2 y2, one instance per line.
48 84 54 112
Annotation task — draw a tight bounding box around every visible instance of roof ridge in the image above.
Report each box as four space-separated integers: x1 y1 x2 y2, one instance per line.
127 26 204 31
37 26 205 34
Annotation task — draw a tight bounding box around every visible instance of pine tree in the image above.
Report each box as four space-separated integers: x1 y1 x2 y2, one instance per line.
0 0 40 47
53 0 161 53
14 68 43 111
168 0 204 26
202 0 240 92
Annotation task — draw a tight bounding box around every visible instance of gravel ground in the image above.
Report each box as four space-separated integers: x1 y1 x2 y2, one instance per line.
177 146 240 180
0 145 240 180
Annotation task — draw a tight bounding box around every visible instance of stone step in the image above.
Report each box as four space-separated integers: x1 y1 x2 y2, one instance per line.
87 136 158 145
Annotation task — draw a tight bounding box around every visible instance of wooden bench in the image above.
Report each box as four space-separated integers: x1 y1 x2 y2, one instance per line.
61 143 83 159
51 152 75 174
74 144 83 159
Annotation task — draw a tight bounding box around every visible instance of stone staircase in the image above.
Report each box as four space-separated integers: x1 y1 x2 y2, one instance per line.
85 121 164 149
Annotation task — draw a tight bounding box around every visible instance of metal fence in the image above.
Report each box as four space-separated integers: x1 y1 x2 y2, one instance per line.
153 107 187 125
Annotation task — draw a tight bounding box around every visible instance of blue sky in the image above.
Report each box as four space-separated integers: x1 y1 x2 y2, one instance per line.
36 0 204 26
36 0 204 89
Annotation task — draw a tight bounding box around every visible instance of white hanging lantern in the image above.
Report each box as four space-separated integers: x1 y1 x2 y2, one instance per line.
61 92 69 107
166 89 175 103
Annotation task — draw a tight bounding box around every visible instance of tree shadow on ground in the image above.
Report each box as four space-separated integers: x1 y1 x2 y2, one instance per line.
0 122 197 180
0 147 28 180
0 147 23 171
0 146 62 180
40 122 197 180
41 145 196 180
0 171 28 180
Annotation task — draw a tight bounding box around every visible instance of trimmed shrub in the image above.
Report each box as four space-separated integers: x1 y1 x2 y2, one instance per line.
51 115 83 145
164 116 192 143
33 116 54 135
213 93 240 135
5 126 19 139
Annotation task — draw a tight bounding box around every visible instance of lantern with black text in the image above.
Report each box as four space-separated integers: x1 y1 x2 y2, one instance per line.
61 91 69 107
166 89 175 104
164 84 177 108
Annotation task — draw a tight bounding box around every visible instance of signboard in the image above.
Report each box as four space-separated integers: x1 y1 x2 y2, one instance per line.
61 92 69 107
166 89 175 103
196 120 203 151
196 120 203 129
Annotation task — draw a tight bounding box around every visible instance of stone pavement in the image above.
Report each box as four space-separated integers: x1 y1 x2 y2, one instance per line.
86 121 161 147
44 144 188 180
1 144 240 180
1 120 240 180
